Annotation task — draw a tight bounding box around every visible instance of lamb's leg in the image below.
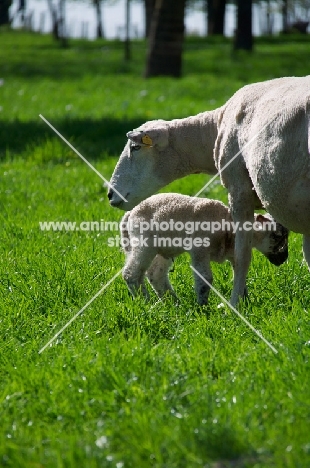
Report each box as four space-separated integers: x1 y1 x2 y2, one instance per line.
191 252 213 306
302 235 310 269
122 249 155 299
146 255 177 299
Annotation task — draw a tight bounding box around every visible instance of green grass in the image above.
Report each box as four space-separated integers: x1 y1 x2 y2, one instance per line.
1 30 310 467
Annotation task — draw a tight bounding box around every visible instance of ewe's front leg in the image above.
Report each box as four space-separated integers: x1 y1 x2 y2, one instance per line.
229 195 255 307
146 255 177 300
215 125 257 307
191 252 213 306
230 258 248 299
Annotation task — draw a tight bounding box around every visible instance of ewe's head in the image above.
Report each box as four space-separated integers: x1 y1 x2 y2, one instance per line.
108 120 172 210
253 214 289 266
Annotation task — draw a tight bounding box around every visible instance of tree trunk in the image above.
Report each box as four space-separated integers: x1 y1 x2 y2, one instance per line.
58 0 66 42
145 0 185 78
265 0 272 35
124 0 131 61
47 0 59 39
144 0 156 38
235 0 253 51
282 0 288 33
18 0 26 23
0 0 12 26
94 0 104 38
46 0 67 45
207 0 227 35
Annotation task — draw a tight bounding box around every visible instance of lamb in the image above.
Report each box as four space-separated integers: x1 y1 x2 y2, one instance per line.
120 193 288 305
109 75 310 306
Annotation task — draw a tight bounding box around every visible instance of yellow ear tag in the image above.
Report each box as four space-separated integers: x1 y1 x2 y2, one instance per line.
142 134 153 146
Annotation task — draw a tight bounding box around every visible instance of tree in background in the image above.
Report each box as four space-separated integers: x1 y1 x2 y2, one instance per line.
0 0 12 25
144 0 155 37
282 0 290 32
93 0 104 38
18 0 26 23
46 0 67 44
262 0 274 35
145 0 186 77
287 0 310 32
124 0 131 59
235 0 253 51
206 0 227 35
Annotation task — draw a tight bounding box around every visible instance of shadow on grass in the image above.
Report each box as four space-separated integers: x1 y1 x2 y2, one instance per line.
194 426 260 467
0 31 146 80
184 39 310 83
2 31 310 83
0 116 145 161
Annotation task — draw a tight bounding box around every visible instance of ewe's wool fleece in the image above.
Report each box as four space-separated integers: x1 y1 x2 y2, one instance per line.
214 75 310 234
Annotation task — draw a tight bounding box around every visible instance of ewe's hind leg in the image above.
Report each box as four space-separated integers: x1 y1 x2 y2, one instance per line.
191 252 213 305
123 249 155 299
146 255 177 299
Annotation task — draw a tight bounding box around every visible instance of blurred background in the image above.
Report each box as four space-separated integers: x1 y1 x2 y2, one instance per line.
7 0 309 40
0 0 310 44
2 0 310 78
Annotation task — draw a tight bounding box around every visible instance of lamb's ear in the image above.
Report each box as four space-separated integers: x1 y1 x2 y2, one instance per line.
127 125 169 149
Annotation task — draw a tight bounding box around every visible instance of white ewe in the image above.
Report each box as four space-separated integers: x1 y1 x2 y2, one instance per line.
214 76 310 304
109 75 310 305
120 193 288 305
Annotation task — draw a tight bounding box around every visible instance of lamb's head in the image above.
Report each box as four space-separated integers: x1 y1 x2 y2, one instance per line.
252 214 289 266
108 120 176 210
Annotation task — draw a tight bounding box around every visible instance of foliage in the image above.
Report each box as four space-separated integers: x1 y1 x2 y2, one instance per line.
1 30 310 467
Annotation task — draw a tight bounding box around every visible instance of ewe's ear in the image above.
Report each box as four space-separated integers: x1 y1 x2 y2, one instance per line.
126 125 169 149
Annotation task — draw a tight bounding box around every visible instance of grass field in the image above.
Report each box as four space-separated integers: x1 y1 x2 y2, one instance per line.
1 30 310 467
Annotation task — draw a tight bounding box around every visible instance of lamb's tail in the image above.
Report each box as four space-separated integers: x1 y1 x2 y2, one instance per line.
120 212 131 254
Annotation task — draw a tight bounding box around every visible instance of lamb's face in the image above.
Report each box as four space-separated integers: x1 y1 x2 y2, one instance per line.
253 214 289 266
108 121 170 211
263 224 289 266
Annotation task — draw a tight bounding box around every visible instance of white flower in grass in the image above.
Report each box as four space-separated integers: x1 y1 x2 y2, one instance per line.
95 435 108 448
